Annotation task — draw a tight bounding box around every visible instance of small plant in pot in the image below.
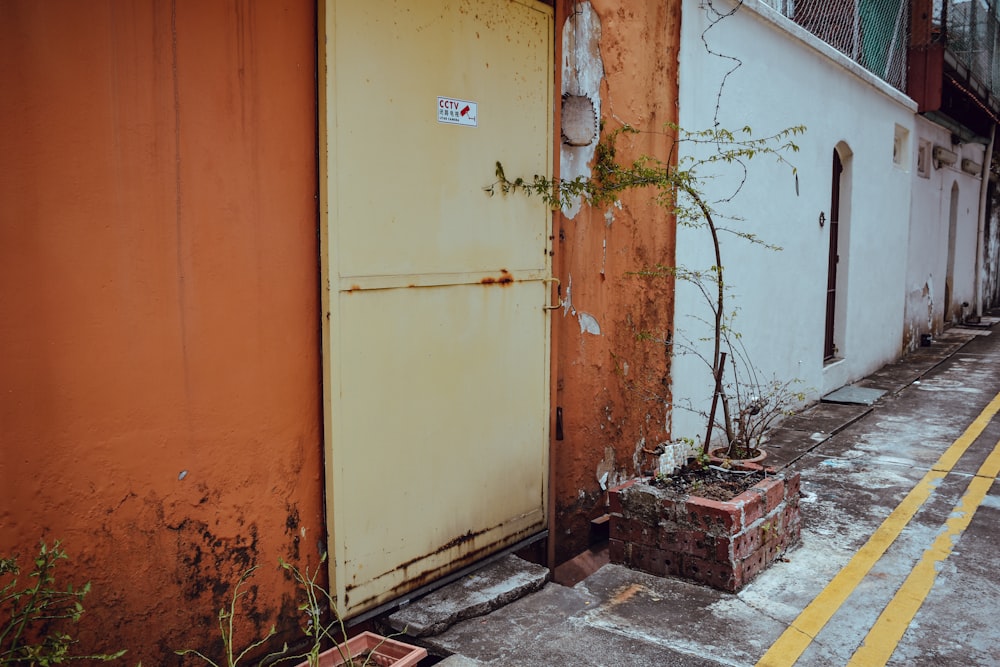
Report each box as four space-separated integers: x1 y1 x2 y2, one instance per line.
271 556 426 667
707 373 805 464
677 310 806 466
176 556 426 667
634 265 807 470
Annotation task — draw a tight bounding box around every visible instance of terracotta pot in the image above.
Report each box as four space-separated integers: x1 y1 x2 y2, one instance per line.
709 446 767 465
297 632 427 667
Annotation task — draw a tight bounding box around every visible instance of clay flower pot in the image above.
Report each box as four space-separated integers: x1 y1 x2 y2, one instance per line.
297 632 427 667
709 446 768 465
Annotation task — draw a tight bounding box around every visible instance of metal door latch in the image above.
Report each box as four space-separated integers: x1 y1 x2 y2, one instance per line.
543 277 563 310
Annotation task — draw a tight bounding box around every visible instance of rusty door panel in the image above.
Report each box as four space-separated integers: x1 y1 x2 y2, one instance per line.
336 282 548 611
320 0 553 617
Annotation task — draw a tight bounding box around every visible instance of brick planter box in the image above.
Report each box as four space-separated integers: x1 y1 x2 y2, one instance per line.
608 470 801 592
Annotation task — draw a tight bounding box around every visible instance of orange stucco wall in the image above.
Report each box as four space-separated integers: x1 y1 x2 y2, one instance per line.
0 1 322 663
553 0 681 562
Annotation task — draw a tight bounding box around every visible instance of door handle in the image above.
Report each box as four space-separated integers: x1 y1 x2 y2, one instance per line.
543 277 562 311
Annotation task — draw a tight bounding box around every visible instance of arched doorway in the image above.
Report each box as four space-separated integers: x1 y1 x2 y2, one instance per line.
825 144 851 362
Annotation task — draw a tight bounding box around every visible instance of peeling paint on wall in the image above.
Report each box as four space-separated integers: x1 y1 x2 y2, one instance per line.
631 437 647 476
986 184 1000 307
925 275 935 330
553 0 680 564
563 273 574 315
578 312 602 335
595 445 626 490
563 273 603 335
560 2 604 219
904 275 937 350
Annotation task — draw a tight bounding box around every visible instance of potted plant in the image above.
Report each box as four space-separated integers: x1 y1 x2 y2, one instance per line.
706 376 804 464
273 557 426 667
294 632 425 667
634 263 806 469
176 557 426 667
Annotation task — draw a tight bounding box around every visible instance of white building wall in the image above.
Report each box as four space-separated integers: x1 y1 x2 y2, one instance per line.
672 0 918 443
905 117 985 348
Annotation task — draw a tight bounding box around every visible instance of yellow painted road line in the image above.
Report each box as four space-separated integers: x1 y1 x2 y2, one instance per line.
756 390 1000 667
846 438 1000 666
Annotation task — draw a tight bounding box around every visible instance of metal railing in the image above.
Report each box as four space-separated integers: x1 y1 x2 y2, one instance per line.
932 0 1000 93
760 0 910 90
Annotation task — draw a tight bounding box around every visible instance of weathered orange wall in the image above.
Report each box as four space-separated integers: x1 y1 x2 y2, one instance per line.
553 0 681 562
0 1 322 663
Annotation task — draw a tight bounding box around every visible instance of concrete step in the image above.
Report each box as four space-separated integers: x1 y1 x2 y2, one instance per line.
551 543 609 587
435 656 485 666
386 555 549 638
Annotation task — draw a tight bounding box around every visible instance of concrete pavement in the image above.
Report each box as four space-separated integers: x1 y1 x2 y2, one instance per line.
387 321 1000 666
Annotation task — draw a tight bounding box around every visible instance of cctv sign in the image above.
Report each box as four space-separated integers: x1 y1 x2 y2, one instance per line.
437 96 478 127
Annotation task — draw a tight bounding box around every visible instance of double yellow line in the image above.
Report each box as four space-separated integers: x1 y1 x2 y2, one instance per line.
757 391 1000 667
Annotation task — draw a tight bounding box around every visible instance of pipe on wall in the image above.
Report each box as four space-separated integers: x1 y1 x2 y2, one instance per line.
975 124 995 317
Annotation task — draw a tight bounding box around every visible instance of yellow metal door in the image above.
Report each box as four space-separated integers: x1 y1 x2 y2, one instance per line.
319 0 553 617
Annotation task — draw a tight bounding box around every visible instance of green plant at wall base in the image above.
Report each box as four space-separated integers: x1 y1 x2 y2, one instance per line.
270 555 395 667
177 557 396 667
0 541 128 666
174 566 277 667
488 122 807 459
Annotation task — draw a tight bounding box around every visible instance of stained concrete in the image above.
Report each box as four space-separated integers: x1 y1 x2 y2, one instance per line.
386 323 1000 665
777 402 872 436
426 572 743 666
764 402 872 468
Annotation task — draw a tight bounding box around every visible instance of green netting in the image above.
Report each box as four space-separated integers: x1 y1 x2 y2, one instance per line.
761 0 910 90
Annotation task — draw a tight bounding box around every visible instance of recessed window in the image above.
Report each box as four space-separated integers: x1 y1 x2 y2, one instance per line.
893 124 910 170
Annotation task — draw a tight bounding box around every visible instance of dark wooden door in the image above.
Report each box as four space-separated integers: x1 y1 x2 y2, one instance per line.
824 150 843 361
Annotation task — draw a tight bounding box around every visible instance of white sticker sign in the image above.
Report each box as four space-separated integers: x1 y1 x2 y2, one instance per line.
437 96 478 127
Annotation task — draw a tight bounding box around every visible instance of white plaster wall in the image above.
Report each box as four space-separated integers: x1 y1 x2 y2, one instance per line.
905 117 985 349
672 0 917 442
